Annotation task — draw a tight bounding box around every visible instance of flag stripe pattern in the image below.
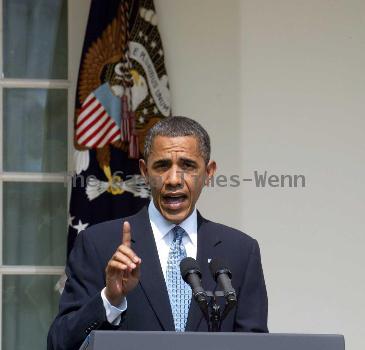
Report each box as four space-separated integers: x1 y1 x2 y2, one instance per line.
76 93 120 148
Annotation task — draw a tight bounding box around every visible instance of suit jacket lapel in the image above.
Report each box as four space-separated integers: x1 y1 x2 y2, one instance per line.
185 212 222 331
130 207 175 331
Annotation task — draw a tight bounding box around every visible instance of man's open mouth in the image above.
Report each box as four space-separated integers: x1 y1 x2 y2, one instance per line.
161 193 188 207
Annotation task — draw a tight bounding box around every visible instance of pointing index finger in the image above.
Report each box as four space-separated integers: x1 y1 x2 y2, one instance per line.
122 221 132 247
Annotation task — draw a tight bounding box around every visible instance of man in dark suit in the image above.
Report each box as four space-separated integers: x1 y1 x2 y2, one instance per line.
47 117 268 350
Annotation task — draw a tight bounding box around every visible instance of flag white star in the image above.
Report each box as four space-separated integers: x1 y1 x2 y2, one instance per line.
144 35 148 41
138 115 145 123
150 41 157 49
153 106 158 114
149 97 154 104
73 219 89 234
143 108 148 115
158 49 164 56
138 31 143 37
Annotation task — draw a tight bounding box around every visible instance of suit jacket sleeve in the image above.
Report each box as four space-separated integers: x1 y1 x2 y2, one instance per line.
234 239 269 332
47 229 121 350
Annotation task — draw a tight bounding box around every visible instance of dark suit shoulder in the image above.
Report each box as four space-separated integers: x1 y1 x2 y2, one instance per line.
201 217 256 245
82 217 122 240
81 207 148 242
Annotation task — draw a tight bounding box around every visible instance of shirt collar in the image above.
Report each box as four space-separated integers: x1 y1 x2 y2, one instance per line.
148 200 198 244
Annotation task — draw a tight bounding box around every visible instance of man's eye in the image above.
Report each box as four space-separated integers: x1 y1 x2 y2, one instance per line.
182 162 196 170
154 163 169 170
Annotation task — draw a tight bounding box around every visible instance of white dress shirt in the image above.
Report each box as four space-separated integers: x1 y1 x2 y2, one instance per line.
101 201 198 324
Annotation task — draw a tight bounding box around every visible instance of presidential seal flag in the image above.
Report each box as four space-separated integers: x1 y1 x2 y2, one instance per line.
67 0 171 254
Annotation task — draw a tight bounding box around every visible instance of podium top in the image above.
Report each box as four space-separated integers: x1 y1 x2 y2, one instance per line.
81 331 345 350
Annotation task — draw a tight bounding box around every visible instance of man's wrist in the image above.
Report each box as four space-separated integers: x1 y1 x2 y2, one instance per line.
104 288 126 307
101 288 127 325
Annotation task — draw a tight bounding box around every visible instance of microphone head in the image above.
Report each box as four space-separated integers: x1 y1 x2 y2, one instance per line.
180 257 202 281
209 258 232 281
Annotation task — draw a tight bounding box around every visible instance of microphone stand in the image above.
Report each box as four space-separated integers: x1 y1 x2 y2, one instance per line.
203 291 236 332
210 302 221 332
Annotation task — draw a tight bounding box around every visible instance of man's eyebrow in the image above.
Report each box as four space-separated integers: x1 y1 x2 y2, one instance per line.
179 157 198 165
152 159 171 167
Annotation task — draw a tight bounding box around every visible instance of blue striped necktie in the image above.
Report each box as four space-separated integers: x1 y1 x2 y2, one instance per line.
166 226 192 332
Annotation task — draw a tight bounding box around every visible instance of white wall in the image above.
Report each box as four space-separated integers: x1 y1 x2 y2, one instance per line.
155 1 365 349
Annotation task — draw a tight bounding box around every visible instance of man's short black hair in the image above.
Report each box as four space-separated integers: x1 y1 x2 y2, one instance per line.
143 116 211 164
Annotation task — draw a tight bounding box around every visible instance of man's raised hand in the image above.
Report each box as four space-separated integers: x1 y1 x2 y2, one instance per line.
105 221 141 306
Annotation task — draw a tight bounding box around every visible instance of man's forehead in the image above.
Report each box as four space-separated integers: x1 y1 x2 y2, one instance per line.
150 135 200 156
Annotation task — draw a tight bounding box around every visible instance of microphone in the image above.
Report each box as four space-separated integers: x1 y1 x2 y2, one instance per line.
180 257 210 330
180 257 208 305
209 258 237 303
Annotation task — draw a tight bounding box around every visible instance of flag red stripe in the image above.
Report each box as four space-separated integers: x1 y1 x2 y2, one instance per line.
94 123 117 148
76 110 106 139
80 96 96 112
77 96 97 125
76 103 101 129
100 128 120 148
80 118 112 146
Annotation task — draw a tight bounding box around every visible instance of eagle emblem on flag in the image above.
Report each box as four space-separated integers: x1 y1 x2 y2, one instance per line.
74 0 170 198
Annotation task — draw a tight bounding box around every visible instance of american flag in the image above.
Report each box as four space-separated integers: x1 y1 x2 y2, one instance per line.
76 90 120 148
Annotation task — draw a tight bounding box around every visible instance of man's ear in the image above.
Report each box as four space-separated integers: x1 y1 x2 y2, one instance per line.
139 159 149 184
205 160 217 185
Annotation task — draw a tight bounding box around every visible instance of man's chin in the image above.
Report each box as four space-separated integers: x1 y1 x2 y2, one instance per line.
159 206 191 224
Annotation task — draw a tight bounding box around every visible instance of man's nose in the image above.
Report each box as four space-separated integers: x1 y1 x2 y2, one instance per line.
166 166 184 188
